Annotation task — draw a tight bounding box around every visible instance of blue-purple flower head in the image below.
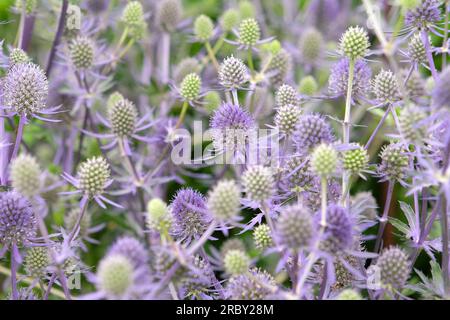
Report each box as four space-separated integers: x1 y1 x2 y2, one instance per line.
226 267 276 300
0 191 37 248
210 103 256 155
317 204 354 254
107 236 148 269
170 188 211 242
328 58 372 100
2 62 48 116
293 113 334 153
405 0 441 31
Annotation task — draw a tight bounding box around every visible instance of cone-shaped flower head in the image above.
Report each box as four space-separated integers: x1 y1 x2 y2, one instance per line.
275 84 299 107
220 8 239 32
173 58 201 85
405 0 441 30
318 204 353 253
226 268 276 300
299 76 318 96
170 188 210 241
207 180 241 221
276 204 313 250
156 0 182 33
253 224 273 250
224 249 250 275
238 18 260 47
194 15 214 42
311 144 338 177
372 69 401 103
97 254 134 298
3 62 48 115
242 165 274 202
408 33 427 63
343 144 369 174
221 238 246 258
299 27 324 65
24 247 49 278
122 1 144 27
69 36 95 70
293 114 334 153
180 73 201 102
218 55 248 89
377 143 409 182
108 236 148 269
267 49 291 87
339 26 370 60
376 247 410 290
107 96 138 137
9 48 30 65
203 91 221 113
10 154 41 198
77 156 111 197
146 198 172 233
275 104 301 136
399 105 427 143
0 191 36 247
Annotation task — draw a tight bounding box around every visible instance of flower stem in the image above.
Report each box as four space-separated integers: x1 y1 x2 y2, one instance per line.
118 137 141 185
231 89 239 105
187 221 217 256
175 101 189 129
10 115 26 163
10 244 19 300
365 104 392 150
161 32 171 84
341 59 355 207
67 195 89 243
46 0 69 77
440 194 450 295
247 49 255 72
205 41 219 70
421 30 438 80
373 180 395 256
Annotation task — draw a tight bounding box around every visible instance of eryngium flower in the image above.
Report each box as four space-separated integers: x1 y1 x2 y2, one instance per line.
311 144 338 177
170 188 211 242
376 247 410 289
239 0 256 19
77 156 111 197
207 180 241 221
282 156 314 191
267 49 291 87
399 105 427 143
0 192 36 247
276 204 313 250
343 144 369 174
97 254 134 298
242 165 274 202
372 69 401 103
218 55 248 89
180 73 201 101
377 143 409 182
9 48 30 65
24 247 49 278
318 204 353 253
3 62 48 115
203 91 221 113
107 97 138 137
155 0 182 33
405 0 441 30
10 154 41 197
293 114 333 152
337 289 362 300
220 238 246 258
226 268 276 300
238 18 261 47
401 69 426 101
146 198 172 233
210 102 255 154
299 27 324 65
299 76 318 96
275 84 299 107
408 33 427 63
224 249 250 275
275 104 301 136
194 15 214 42
69 36 95 70
328 58 372 100
122 1 145 27
432 66 450 109
220 8 239 32
173 58 201 85
108 236 148 269
339 26 370 60
253 224 273 250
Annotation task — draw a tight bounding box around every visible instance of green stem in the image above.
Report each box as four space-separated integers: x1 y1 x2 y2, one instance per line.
205 41 219 70
247 49 254 72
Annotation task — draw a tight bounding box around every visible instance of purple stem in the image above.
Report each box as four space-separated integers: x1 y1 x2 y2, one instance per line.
10 244 19 300
67 195 89 243
10 115 26 163
160 32 170 85
46 0 69 77
365 104 391 150
421 30 438 80
21 15 35 51
372 180 395 257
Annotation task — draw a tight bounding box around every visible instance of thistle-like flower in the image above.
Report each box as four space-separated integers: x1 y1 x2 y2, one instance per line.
328 58 372 100
9 48 30 66
253 224 273 250
372 70 401 104
146 198 172 233
266 49 291 87
299 76 318 96
173 58 201 85
339 26 370 60
194 15 214 42
237 18 261 48
107 236 148 269
0 191 37 249
404 0 441 31
170 188 211 243
311 144 338 177
398 105 427 143
226 268 276 300
293 114 334 153
24 247 49 278
10 154 41 198
377 143 409 183
156 0 182 33
298 27 324 67
242 165 274 202
218 55 249 90
275 84 299 107
281 156 315 192
68 36 95 70
97 254 135 299
207 180 241 221
274 104 301 136
275 204 313 250
375 247 410 290
223 249 250 275
179 73 202 102
343 144 369 175
220 9 239 32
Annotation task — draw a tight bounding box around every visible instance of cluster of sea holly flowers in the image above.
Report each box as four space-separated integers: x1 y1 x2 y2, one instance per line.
0 0 449 302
